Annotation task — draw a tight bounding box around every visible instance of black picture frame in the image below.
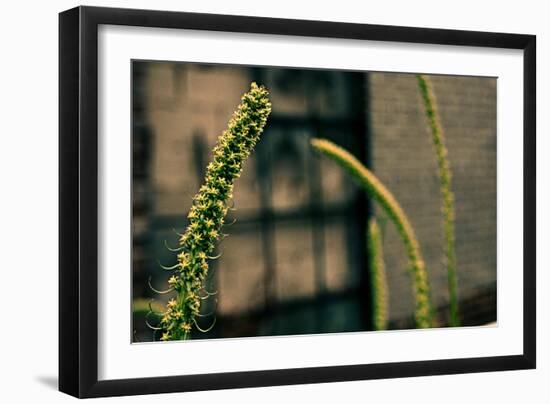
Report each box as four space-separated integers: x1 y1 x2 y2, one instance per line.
59 5 536 398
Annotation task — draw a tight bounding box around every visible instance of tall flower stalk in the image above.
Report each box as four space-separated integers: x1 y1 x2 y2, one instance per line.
417 75 460 327
311 138 433 328
368 218 389 330
154 83 271 341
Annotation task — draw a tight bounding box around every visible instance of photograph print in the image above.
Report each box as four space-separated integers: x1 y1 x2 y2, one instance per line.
131 60 496 343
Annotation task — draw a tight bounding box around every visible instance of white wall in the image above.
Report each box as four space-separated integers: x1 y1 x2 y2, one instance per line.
0 0 546 402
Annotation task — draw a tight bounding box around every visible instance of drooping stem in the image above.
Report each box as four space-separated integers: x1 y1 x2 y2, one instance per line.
417 75 460 327
154 83 271 341
368 218 389 331
311 138 433 328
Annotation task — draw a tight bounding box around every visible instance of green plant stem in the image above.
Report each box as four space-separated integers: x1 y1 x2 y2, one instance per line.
368 218 388 331
311 138 433 328
417 75 460 327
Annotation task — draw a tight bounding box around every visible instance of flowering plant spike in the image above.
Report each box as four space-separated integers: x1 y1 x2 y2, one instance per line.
153 83 271 341
417 75 460 327
311 138 433 328
368 218 389 330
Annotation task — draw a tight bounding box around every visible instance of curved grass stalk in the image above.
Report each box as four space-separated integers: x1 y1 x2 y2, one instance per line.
311 138 433 328
133 298 166 317
155 83 271 341
417 75 460 327
368 218 389 331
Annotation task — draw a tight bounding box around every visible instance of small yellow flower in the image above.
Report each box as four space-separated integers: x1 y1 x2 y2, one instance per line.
160 332 171 341
180 322 192 333
168 275 178 286
167 298 177 309
161 311 171 324
193 193 206 202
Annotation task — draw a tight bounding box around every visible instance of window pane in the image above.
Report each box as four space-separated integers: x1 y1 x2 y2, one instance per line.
274 222 316 301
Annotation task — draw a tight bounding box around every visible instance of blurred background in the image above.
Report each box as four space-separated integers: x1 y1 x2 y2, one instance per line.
132 61 496 342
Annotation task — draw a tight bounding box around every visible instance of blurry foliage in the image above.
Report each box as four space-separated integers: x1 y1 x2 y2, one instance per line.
311 138 433 328
368 218 389 331
417 75 460 327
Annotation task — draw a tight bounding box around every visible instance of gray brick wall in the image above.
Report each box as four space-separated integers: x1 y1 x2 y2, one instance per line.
369 73 497 325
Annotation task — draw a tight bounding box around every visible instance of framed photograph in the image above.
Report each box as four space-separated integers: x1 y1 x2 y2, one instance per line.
59 5 536 398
